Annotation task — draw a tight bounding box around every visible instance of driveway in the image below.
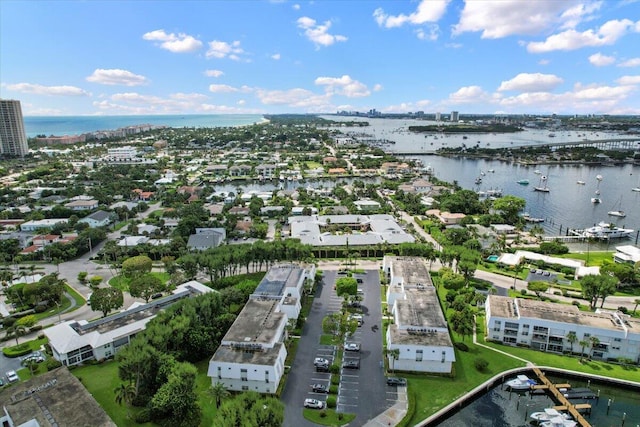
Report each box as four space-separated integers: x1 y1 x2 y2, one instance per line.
282 269 392 427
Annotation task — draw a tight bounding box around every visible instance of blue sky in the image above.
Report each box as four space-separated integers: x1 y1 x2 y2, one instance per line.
1 0 640 116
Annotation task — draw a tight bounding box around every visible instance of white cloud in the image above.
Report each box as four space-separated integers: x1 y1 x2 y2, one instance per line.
204 69 224 77
373 84 383 92
498 73 564 92
206 40 246 60
373 0 449 28
453 0 592 38
448 85 490 103
170 93 208 101
415 25 440 41
142 29 203 53
538 59 551 65
588 52 615 66
297 17 347 47
4 82 91 96
209 84 240 93
271 53 281 60
618 58 640 67
255 87 331 110
382 100 431 113
616 75 640 85
314 75 370 97
527 19 639 53
292 4 300 10
86 69 147 86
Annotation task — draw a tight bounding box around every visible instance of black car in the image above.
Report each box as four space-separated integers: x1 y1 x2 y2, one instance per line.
311 384 329 393
315 364 330 372
342 359 360 369
386 377 407 386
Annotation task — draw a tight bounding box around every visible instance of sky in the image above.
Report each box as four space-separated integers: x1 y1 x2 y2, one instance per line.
1 0 640 116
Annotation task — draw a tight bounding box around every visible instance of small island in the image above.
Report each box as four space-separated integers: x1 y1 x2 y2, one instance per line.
408 123 523 134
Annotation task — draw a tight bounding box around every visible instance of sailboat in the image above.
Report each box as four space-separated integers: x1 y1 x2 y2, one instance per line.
633 176 640 192
534 175 550 192
591 174 603 204
608 196 626 217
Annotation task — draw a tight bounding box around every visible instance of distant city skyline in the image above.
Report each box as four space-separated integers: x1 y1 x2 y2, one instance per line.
1 1 639 116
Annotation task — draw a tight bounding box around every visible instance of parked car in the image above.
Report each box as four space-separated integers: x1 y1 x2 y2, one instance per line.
311 383 329 393
21 354 45 364
349 314 363 326
314 357 329 367
304 398 325 409
6 371 19 383
356 278 363 284
344 343 360 352
315 364 330 373
386 377 407 386
343 359 360 369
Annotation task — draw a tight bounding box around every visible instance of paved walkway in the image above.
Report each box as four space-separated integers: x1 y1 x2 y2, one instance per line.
363 386 408 427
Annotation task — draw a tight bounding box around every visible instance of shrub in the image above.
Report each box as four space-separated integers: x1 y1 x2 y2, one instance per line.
2 317 16 328
3 343 31 358
454 342 469 352
329 363 340 374
618 306 629 314
553 291 561 296
319 410 327 418
34 305 48 313
474 358 489 372
338 413 344 420
572 301 581 307
520 289 527 296
329 385 339 394
326 396 337 408
331 374 340 385
46 358 62 371
134 408 152 423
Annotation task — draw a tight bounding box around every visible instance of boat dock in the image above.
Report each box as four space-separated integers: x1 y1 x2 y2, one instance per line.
553 403 593 413
530 383 572 391
531 367 593 427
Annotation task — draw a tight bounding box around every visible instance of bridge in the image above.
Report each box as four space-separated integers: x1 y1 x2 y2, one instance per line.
385 137 640 156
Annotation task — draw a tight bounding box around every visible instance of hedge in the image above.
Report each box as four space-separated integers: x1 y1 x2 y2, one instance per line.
2 343 32 358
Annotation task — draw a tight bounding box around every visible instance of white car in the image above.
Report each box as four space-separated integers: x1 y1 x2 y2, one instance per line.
313 357 329 367
304 398 325 409
345 343 360 352
6 370 19 383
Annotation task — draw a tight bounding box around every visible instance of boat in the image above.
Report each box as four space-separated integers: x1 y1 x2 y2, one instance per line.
530 408 571 423
577 180 585 185
591 174 603 203
633 187 640 192
591 197 602 204
488 169 495 173
523 213 545 223
475 177 482 185
607 197 626 217
540 416 577 427
534 175 549 193
506 374 537 390
548 133 556 137
534 170 542 174
517 179 529 185
583 222 634 239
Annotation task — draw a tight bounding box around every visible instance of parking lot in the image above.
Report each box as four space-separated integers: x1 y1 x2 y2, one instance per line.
282 268 394 427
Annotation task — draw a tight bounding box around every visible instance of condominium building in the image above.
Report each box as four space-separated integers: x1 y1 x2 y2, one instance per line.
383 256 456 373
486 295 640 362
0 99 29 158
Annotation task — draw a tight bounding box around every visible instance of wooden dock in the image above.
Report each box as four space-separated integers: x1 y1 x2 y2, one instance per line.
531 367 592 427
554 403 592 412
530 383 571 390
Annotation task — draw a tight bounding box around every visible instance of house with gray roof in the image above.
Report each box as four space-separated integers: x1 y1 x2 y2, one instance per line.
79 210 114 228
187 228 226 251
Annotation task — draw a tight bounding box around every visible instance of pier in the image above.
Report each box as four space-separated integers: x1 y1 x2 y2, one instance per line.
531 367 592 427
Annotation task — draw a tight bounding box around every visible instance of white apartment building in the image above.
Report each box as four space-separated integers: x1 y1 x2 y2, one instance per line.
208 263 315 393
207 299 287 394
0 99 29 158
20 218 68 232
107 146 138 160
383 256 456 373
45 281 212 366
486 295 640 362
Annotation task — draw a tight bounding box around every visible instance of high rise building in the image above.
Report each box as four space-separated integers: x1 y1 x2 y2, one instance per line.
450 110 459 122
0 99 29 158
435 112 441 121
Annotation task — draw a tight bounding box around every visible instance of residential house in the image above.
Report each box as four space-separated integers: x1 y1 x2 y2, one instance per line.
229 165 252 177
79 210 113 228
381 162 410 175
383 256 455 373
426 209 466 225
354 199 381 212
132 189 154 201
65 199 99 211
328 167 347 175
20 219 68 232
205 164 228 177
255 164 277 179
187 228 226 251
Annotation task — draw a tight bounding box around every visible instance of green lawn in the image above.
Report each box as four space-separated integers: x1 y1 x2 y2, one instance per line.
109 272 170 292
557 251 612 266
194 360 219 426
303 408 355 425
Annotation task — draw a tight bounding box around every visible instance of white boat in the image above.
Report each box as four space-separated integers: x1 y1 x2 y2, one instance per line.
633 187 640 192
506 374 536 390
607 196 626 217
541 416 577 427
534 175 549 192
591 197 601 204
531 408 570 423
577 180 585 185
534 169 542 174
583 222 634 239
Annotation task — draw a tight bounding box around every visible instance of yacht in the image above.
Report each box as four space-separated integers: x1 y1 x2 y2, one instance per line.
517 179 530 185
583 222 634 239
591 197 601 204
530 408 572 423
541 417 577 427
633 187 640 192
608 210 626 217
506 374 537 390
576 180 585 185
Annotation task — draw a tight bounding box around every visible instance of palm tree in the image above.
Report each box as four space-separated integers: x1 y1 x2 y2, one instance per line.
589 336 601 359
210 382 230 408
6 324 27 346
386 348 400 373
114 382 137 418
578 339 589 362
633 298 640 315
566 331 577 354
22 358 39 377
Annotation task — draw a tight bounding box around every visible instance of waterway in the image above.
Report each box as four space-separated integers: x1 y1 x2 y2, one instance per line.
434 374 640 427
324 116 640 241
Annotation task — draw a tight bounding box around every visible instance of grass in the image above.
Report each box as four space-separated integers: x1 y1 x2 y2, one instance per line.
194 360 219 426
320 334 338 346
557 251 612 266
303 408 356 425
109 272 170 292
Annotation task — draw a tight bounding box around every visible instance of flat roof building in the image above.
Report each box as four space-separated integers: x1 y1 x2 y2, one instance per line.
383 256 455 373
486 295 640 360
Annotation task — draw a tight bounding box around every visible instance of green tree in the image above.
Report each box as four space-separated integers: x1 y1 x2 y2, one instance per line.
449 307 474 341
527 281 549 299
335 277 357 297
89 275 103 289
589 336 601 358
90 287 124 317
121 255 153 278
210 382 230 409
150 362 201 427
491 195 526 224
566 331 577 354
114 382 137 418
214 392 284 427
579 339 589 362
6 324 27 345
386 348 400 373
129 274 165 303
77 271 88 284
580 274 619 309
16 314 37 328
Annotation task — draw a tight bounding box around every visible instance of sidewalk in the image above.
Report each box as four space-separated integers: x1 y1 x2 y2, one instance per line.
363 385 408 427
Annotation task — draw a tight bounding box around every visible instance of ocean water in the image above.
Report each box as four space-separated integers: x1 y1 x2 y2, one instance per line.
24 114 265 137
